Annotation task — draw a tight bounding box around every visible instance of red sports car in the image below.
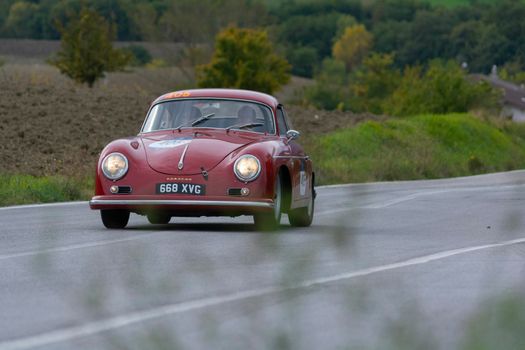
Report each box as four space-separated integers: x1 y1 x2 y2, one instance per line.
89 89 315 230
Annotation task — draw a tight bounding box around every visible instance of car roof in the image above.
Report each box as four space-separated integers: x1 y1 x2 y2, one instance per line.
153 88 279 109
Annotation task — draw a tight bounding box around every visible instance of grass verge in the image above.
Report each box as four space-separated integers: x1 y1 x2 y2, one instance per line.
0 174 92 207
307 113 525 184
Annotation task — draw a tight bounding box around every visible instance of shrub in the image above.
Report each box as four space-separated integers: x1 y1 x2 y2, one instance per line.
122 45 152 66
384 60 501 116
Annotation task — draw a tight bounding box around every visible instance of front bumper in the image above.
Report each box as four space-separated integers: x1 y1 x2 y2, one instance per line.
89 196 274 216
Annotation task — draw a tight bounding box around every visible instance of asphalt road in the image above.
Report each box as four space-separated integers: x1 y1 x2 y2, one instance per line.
1 171 525 350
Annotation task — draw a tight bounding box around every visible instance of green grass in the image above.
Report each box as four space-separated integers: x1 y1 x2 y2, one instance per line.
308 113 525 184
0 174 92 207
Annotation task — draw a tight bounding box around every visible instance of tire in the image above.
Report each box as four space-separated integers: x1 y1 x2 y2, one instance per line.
254 174 283 231
288 181 315 227
147 212 171 225
101 209 130 229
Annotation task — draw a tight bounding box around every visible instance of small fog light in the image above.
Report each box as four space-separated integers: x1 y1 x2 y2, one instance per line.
241 187 250 196
110 185 119 194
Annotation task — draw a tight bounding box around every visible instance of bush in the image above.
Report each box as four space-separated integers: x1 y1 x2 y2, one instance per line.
384 60 501 116
348 53 400 114
122 45 152 66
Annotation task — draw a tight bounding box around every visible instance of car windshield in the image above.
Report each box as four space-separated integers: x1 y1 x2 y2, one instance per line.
142 99 275 134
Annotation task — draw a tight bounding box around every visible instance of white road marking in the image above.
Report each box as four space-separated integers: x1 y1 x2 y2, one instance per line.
0 236 153 261
0 201 86 211
317 169 525 189
1 237 524 350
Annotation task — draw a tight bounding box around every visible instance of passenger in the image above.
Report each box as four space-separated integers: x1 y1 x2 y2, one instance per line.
189 106 202 121
237 105 257 125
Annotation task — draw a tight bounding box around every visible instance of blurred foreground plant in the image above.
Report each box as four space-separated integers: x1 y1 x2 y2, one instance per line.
462 294 525 350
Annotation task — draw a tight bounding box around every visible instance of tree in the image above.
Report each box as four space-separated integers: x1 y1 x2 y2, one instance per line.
4 1 41 38
278 13 341 62
50 8 130 87
304 58 348 110
332 24 373 72
349 53 400 113
286 45 318 78
450 21 511 73
197 27 290 94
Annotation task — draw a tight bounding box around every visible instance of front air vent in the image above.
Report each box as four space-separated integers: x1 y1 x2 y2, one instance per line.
118 186 132 194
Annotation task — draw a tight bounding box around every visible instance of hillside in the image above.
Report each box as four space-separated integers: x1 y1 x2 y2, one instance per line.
0 63 366 178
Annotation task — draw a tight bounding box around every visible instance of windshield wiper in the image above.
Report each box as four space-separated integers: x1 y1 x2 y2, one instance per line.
191 113 215 126
176 113 215 130
226 123 264 132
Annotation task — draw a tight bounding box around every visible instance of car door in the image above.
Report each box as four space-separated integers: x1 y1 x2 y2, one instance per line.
276 105 312 207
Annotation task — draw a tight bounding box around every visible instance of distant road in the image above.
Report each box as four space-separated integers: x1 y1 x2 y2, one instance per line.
1 171 525 350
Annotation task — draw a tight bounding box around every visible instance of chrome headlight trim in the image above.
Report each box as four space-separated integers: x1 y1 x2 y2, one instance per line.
234 154 261 182
101 152 129 181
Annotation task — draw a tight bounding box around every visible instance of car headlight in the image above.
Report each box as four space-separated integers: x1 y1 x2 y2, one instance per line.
102 153 128 180
234 155 261 182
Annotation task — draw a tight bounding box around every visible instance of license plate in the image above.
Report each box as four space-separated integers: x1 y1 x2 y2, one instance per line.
156 183 205 195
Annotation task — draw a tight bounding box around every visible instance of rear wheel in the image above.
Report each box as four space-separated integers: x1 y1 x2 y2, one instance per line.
254 174 282 231
288 181 315 227
147 212 171 225
101 209 130 229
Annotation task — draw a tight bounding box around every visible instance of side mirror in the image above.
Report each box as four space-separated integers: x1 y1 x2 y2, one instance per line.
286 129 300 141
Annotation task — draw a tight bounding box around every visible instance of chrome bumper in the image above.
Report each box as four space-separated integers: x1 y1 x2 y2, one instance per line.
89 199 274 208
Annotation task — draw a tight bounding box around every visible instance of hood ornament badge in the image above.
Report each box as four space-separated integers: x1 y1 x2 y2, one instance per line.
178 144 189 170
200 167 208 181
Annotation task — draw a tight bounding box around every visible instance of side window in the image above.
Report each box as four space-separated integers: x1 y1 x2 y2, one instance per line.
276 106 288 136
282 107 293 130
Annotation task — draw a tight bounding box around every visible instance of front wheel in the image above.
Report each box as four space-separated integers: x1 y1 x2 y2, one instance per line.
288 183 315 227
101 209 130 229
254 174 282 231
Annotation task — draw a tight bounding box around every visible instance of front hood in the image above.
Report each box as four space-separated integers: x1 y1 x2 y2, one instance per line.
141 131 257 175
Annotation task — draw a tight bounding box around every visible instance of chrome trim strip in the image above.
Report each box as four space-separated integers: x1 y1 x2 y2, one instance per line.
90 199 274 208
178 144 189 170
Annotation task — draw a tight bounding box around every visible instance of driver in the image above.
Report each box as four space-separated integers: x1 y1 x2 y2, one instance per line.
189 106 202 122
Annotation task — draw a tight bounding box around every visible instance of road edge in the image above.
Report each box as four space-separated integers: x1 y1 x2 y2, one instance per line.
1 169 524 211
